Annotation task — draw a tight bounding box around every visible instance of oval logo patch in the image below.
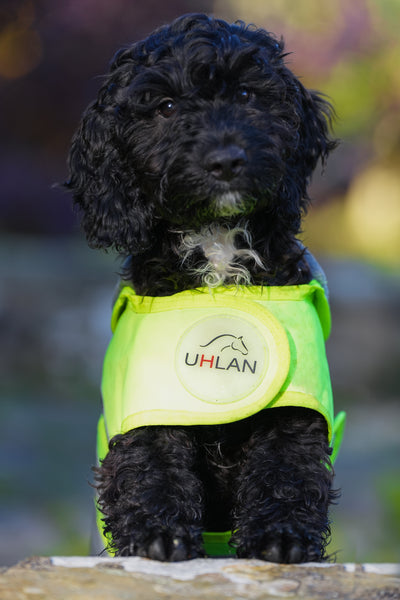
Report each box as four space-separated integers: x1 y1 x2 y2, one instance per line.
176 313 286 404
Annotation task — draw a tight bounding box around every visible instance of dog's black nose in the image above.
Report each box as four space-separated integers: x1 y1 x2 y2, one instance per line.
205 145 247 181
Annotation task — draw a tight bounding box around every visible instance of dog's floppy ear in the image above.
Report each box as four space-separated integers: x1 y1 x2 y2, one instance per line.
65 78 155 254
295 83 338 184
275 80 338 230
268 78 338 235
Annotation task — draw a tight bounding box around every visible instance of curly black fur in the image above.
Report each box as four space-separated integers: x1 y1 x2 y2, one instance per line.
95 409 337 561
66 13 339 562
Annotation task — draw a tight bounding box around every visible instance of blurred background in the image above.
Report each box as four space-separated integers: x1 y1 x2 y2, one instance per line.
0 0 399 566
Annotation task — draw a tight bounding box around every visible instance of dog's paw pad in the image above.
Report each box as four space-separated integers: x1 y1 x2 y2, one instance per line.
261 541 283 563
169 536 193 561
235 527 324 564
287 543 303 564
132 531 204 561
147 536 168 561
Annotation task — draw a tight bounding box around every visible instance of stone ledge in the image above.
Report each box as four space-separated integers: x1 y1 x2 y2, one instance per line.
0 556 399 600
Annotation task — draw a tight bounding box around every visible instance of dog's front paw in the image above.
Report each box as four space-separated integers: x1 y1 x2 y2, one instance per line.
140 533 204 561
235 526 325 564
117 529 205 561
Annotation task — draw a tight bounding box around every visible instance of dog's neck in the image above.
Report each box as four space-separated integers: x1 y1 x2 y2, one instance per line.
124 224 311 296
177 224 266 287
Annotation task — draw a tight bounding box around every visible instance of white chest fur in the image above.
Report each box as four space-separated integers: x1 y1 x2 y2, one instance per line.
178 224 265 287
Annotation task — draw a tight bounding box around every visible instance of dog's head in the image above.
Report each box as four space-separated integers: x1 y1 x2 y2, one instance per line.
66 13 336 254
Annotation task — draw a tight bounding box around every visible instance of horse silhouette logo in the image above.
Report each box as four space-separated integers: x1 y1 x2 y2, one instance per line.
200 333 249 356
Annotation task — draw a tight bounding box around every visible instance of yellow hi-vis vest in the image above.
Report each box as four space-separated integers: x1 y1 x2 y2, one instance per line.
97 281 346 557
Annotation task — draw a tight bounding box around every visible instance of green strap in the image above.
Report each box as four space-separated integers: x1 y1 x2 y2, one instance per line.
331 411 346 464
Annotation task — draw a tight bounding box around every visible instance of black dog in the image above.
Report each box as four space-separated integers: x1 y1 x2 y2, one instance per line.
66 13 340 563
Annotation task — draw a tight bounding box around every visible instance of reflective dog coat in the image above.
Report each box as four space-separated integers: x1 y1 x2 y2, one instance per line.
96 281 346 556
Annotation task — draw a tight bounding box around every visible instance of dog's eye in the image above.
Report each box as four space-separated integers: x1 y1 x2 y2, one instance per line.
157 99 176 118
236 88 252 104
